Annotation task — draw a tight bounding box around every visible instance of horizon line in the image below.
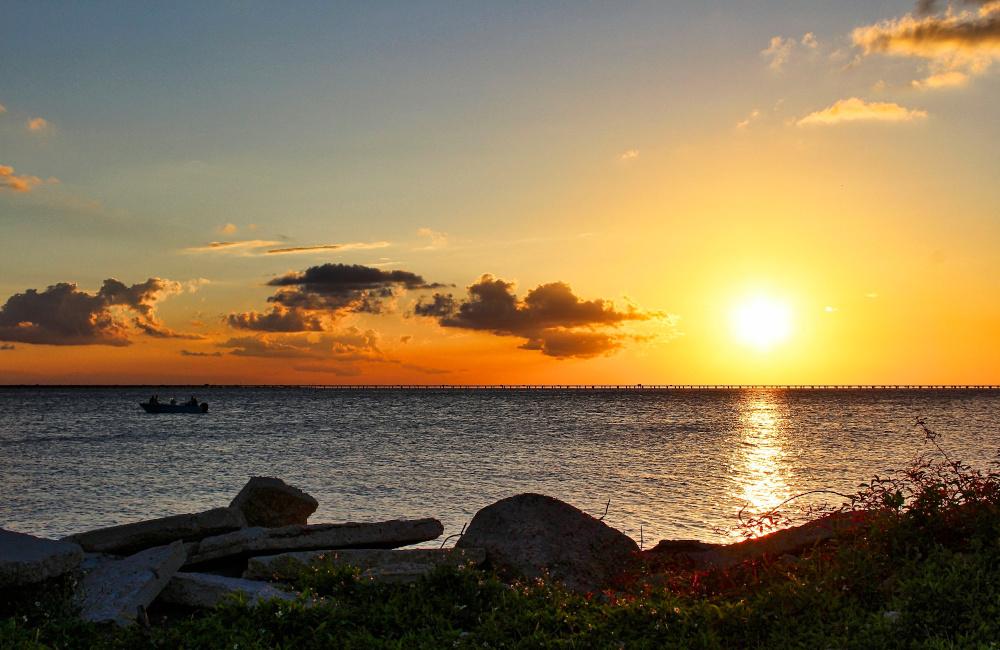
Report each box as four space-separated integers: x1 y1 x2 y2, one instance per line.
1 384 999 390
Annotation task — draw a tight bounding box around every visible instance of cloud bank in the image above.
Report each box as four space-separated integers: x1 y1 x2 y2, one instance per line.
0 164 43 193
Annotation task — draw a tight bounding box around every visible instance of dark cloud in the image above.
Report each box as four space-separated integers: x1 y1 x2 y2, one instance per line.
854 3 1000 55
235 263 448 320
226 307 325 332
916 0 993 16
414 293 457 317
0 343 14 351
0 278 188 346
416 275 654 359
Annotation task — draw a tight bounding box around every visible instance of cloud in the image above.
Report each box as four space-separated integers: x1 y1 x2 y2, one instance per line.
183 240 282 254
762 36 796 70
415 275 657 359
0 164 44 193
0 277 191 346
265 241 390 255
180 349 222 357
736 109 761 129
415 228 448 250
797 97 928 125
0 343 13 351
184 240 390 256
618 149 639 161
852 2 1000 87
218 328 382 362
226 306 325 332
265 263 446 315
27 117 50 133
0 103 6 114
916 0 997 17
219 223 238 234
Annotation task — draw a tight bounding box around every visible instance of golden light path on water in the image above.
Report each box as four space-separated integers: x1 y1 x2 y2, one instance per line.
728 391 792 538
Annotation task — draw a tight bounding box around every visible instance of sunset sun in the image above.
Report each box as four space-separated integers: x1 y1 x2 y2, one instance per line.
731 296 793 350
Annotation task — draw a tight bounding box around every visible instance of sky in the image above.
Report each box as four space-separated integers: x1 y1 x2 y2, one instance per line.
1 0 998 384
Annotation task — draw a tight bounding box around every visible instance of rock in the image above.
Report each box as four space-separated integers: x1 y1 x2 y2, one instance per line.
230 477 318 528
76 540 187 626
455 493 639 593
0 528 84 587
644 511 872 569
187 518 445 566
65 507 246 555
158 572 296 608
244 547 485 583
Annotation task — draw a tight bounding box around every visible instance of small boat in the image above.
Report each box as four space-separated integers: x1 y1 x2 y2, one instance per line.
140 401 208 414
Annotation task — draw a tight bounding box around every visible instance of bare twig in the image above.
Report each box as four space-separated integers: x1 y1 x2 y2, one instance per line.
598 498 611 521
439 521 468 549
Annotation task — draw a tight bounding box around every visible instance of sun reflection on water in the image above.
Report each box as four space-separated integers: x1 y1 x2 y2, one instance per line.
729 391 792 537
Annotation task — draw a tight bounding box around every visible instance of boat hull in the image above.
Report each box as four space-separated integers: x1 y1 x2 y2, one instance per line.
140 402 208 414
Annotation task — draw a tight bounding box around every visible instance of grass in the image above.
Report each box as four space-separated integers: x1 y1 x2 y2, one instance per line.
3 424 999 649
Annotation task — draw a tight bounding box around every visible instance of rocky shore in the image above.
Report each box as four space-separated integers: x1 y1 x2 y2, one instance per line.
0 477 860 628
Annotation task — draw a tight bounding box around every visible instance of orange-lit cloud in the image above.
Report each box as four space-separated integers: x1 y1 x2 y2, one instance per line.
853 2 1000 87
227 306 325 332
27 117 50 133
0 164 44 193
415 228 448 250
184 240 390 256
415 275 658 359
265 241 390 255
618 149 640 161
219 223 238 234
797 97 928 125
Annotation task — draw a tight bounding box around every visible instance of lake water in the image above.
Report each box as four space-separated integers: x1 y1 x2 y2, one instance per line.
1 387 998 546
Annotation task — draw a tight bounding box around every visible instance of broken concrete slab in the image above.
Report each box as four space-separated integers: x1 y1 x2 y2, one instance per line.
65 507 246 555
76 540 187 626
187 518 444 566
157 572 296 609
0 528 83 587
230 477 318 527
243 547 485 582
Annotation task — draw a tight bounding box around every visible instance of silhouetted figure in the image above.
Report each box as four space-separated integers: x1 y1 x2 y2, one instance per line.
187 395 198 406
149 395 158 405
169 398 177 405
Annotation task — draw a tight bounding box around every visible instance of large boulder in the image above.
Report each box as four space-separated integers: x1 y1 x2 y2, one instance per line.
456 493 639 593
158 572 296 608
65 507 246 555
186 518 444 566
75 540 187 626
244 547 485 584
0 528 83 587
230 477 318 528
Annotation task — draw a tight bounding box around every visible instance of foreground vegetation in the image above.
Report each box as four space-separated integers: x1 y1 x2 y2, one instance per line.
3 425 999 649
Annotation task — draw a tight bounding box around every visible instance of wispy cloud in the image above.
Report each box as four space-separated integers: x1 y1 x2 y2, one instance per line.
415 228 448 250
736 109 761 129
797 97 928 125
618 149 639 161
265 241 391 255
183 240 282 254
0 103 6 115
219 223 238 234
27 117 50 133
0 164 45 193
184 240 390 256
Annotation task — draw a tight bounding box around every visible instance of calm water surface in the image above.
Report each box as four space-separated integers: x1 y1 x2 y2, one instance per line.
1 388 998 545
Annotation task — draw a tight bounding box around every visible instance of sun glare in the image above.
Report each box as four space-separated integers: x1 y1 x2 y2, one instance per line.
731 295 793 350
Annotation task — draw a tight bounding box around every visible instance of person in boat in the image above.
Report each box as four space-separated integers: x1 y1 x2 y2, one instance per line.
187 395 198 406
149 395 159 405
169 398 177 405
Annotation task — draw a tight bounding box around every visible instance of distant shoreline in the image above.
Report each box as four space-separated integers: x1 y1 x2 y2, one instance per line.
1 384 998 391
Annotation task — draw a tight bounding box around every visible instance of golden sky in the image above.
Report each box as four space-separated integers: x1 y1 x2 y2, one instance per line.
1 1 998 384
